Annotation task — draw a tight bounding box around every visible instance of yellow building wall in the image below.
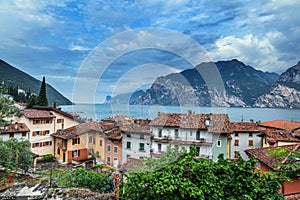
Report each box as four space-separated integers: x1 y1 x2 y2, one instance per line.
88 131 106 163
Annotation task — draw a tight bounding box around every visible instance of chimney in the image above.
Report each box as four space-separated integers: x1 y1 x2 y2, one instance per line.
60 123 64 135
188 110 192 115
250 119 254 123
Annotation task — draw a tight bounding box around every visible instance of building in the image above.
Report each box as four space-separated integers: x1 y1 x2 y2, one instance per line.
229 121 262 160
245 144 300 197
121 119 152 163
52 121 116 164
0 123 30 141
104 128 122 168
258 120 300 148
14 106 80 156
149 112 231 161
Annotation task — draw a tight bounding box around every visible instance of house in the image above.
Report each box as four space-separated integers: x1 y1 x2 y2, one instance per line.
149 111 231 161
102 116 151 165
258 120 300 148
104 128 122 168
14 106 80 156
245 144 300 197
119 157 145 174
121 119 152 163
259 120 300 132
52 121 116 164
229 121 262 160
0 123 30 141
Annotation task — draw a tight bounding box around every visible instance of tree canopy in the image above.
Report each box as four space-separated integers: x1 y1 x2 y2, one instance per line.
0 138 33 172
36 76 48 106
122 147 285 200
0 84 19 123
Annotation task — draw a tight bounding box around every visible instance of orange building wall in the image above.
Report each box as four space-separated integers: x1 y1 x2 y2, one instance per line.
283 178 300 195
67 148 88 163
104 139 122 168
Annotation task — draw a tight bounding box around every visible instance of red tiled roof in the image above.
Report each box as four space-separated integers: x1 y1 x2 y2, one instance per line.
32 106 80 122
231 122 262 133
22 109 56 119
259 120 300 131
150 112 231 133
52 121 116 139
0 123 29 133
266 130 300 142
119 157 144 171
245 144 300 170
106 128 122 140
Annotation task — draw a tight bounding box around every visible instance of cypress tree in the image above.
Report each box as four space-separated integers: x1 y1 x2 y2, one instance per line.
36 76 48 106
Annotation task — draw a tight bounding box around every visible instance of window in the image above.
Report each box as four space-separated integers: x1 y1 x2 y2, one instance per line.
140 134 144 139
126 142 131 149
126 154 130 159
45 130 50 135
139 143 145 151
175 129 179 139
22 132 27 137
99 139 103 146
107 144 111 152
72 138 80 145
57 148 60 155
195 146 200 156
158 129 162 137
196 130 200 140
89 136 93 144
217 140 222 147
89 148 94 154
9 133 14 138
96 151 100 158
107 157 111 165
139 156 144 160
248 140 254 146
73 150 80 157
114 146 118 153
43 141 52 146
32 143 40 148
234 133 239 137
234 151 239 159
127 134 131 138
190 131 192 136
32 131 39 136
33 119 41 124
249 133 253 137
158 144 162 152
57 119 64 123
33 130 49 136
234 139 239 146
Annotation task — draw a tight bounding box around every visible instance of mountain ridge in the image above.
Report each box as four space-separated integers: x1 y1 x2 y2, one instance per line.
0 59 72 105
133 59 280 107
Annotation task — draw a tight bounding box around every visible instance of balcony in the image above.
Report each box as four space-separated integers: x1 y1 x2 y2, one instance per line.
57 141 67 151
152 136 172 143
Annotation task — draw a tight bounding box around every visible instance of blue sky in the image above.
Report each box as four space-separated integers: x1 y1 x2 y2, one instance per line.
0 0 300 103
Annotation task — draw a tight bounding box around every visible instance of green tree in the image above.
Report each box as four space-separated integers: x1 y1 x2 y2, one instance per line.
36 76 48 106
122 147 285 200
0 85 19 123
0 138 33 172
57 167 111 192
26 94 37 109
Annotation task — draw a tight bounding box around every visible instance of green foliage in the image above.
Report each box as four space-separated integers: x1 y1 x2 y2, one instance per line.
36 76 48 106
269 147 300 177
40 154 54 162
57 167 111 192
26 94 37 109
122 147 285 200
0 138 33 172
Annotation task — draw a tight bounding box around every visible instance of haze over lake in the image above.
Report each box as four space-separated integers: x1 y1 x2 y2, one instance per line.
61 104 300 122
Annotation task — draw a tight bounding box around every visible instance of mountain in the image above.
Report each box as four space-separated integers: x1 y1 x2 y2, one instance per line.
133 59 279 107
110 90 145 104
0 59 72 105
254 61 300 108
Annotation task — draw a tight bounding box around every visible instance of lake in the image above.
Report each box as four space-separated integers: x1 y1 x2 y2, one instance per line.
60 104 300 122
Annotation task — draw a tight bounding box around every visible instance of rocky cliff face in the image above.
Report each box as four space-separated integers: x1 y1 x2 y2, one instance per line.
254 61 300 108
133 59 279 107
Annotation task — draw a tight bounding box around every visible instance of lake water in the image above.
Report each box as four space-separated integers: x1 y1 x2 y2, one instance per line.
61 104 300 122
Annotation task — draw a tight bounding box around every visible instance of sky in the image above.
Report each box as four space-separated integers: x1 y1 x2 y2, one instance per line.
0 0 300 103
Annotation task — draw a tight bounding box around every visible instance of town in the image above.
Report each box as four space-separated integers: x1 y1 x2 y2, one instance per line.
1 104 300 199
